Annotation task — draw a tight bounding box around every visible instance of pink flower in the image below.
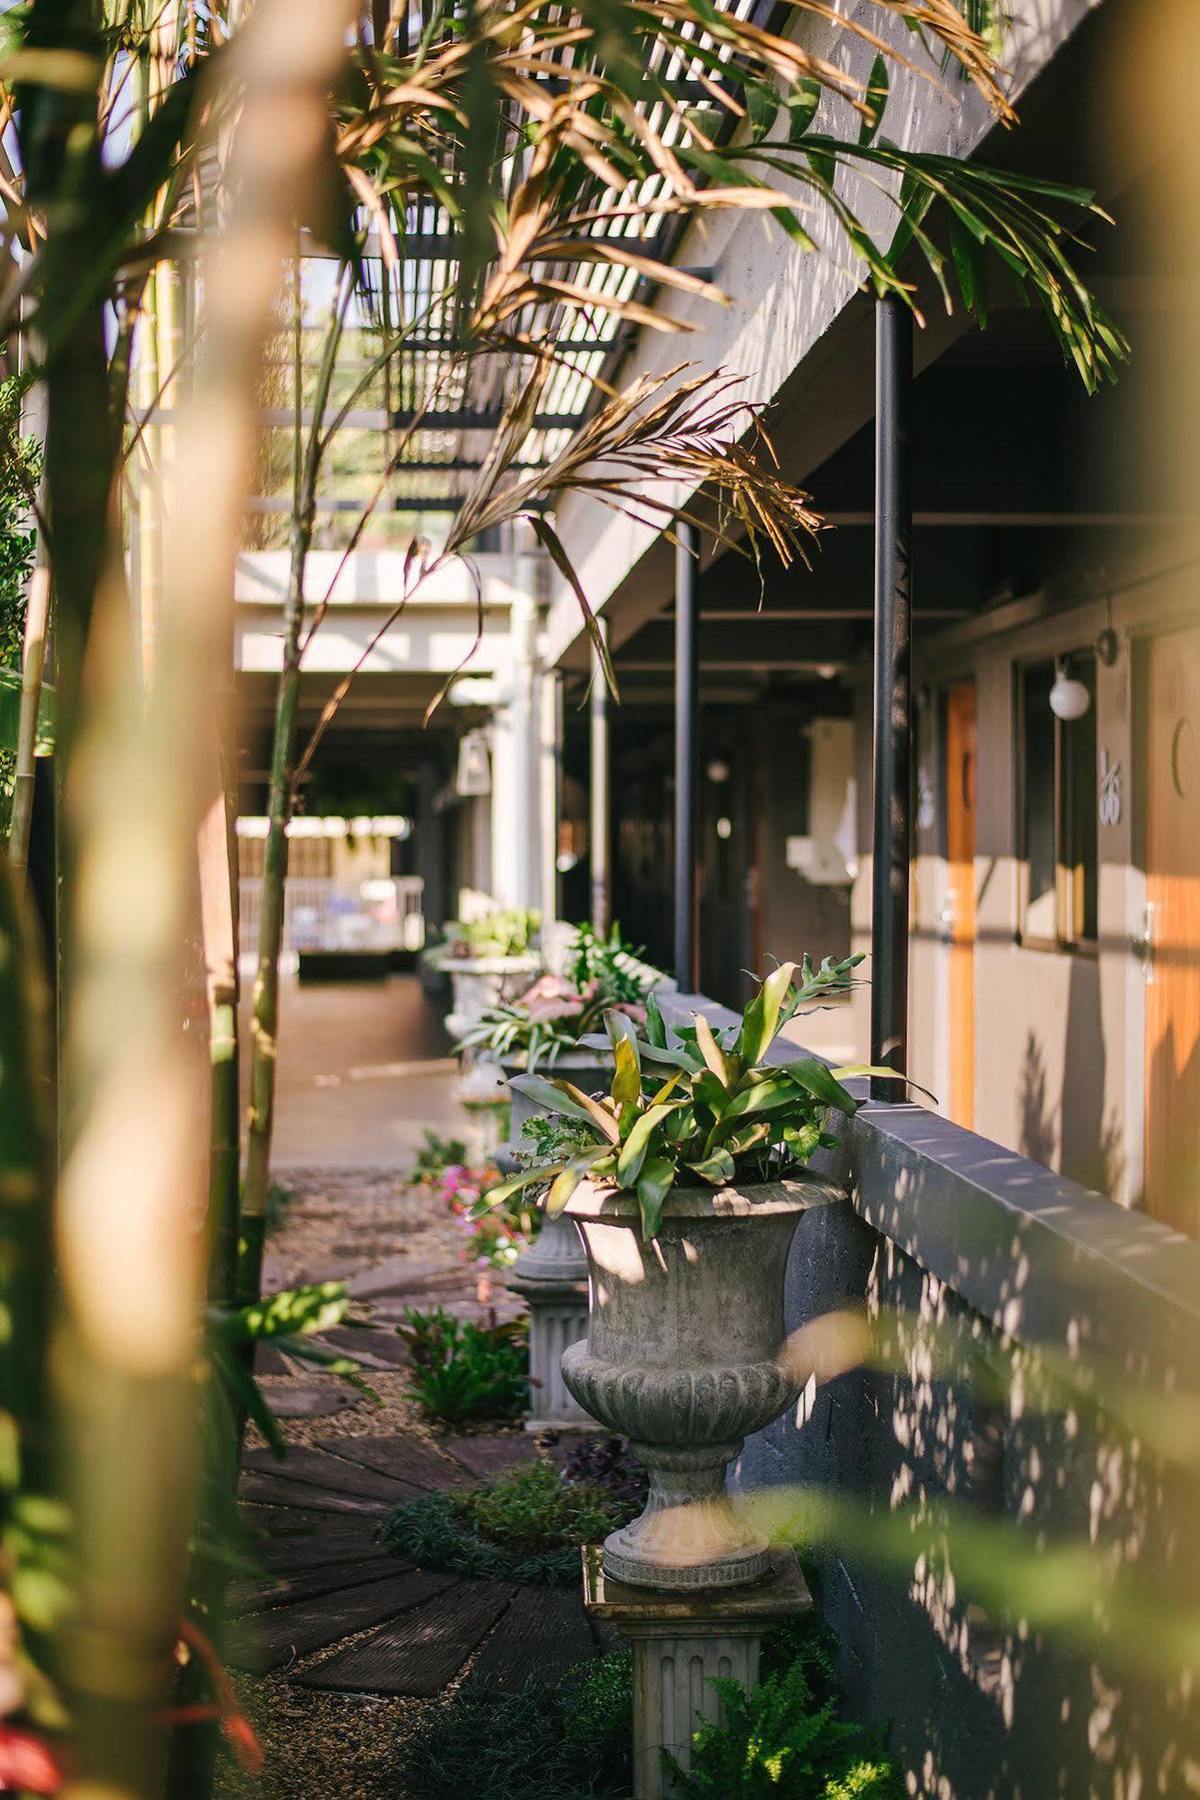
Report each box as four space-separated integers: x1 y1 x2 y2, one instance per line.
513 973 586 1023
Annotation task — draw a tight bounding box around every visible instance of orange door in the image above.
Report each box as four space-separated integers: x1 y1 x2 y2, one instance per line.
945 682 977 1128
1144 627 1200 1234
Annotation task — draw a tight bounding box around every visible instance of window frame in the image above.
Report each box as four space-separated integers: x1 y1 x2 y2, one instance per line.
1015 649 1099 956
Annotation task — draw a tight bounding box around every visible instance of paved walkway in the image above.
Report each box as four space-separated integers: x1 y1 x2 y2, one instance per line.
227 971 602 1789
249 972 461 1170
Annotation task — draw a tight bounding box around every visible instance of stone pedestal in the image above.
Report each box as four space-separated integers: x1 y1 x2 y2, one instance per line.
582 1546 810 1799
509 1215 595 1430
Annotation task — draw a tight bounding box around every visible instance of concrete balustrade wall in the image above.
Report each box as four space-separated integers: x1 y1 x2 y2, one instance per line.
658 990 1200 1798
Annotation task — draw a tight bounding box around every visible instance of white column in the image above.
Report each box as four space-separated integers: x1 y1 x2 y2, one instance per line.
490 578 541 910
539 663 561 929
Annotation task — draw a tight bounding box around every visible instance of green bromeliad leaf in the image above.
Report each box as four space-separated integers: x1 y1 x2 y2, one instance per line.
782 1060 858 1117
485 962 898 1240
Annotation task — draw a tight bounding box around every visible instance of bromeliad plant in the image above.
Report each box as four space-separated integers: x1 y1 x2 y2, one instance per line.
456 922 654 1070
480 955 887 1241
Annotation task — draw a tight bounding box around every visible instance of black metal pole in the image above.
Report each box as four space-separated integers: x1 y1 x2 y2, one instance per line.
589 618 611 936
870 296 913 1100
674 518 699 993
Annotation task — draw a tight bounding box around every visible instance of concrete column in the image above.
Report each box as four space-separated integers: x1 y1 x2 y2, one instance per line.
539 665 562 930
491 585 540 910
583 1548 810 1799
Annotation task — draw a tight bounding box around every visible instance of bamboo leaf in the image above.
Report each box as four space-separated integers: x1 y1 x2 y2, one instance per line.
526 514 618 698
860 54 889 147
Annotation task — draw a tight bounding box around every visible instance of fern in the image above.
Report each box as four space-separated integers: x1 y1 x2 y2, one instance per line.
668 1656 904 1798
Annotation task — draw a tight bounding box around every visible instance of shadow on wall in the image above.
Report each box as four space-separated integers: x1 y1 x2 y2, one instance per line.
736 1149 1200 1797
1018 991 1123 1199
1017 1030 1056 1173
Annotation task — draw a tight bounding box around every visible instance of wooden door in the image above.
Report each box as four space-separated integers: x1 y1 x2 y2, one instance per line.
1144 627 1200 1234
945 683 977 1128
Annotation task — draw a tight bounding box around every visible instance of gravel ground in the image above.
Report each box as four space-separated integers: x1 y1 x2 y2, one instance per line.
219 1164 510 1798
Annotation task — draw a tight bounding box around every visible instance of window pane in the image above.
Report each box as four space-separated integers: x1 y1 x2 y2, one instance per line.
1063 654 1098 943
1022 661 1057 939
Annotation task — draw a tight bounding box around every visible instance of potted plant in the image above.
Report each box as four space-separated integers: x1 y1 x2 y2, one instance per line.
431 907 544 1035
457 922 659 1075
478 954 892 1591
468 924 664 1293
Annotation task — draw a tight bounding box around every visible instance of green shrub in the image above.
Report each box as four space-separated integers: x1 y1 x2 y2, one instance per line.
396 1306 529 1424
468 1456 628 1550
379 1457 637 1585
396 1651 633 1800
667 1633 904 1800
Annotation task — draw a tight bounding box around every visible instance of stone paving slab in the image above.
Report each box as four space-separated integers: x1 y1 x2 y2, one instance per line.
346 1256 465 1301
239 1502 371 1538
319 1325 411 1367
297 1578 514 1696
468 1584 598 1697
229 1568 456 1672
255 1528 383 1573
243 1445 414 1505
238 1471 389 1516
315 1432 470 1493
230 1555 399 1617
442 1433 537 1482
261 1379 360 1420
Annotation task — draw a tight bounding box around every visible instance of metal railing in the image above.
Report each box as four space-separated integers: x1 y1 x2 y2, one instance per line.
238 875 425 958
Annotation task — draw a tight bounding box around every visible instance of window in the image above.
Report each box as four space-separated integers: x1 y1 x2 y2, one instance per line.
1018 653 1098 948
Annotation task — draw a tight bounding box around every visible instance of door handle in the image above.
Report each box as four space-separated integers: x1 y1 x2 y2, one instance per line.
938 900 955 944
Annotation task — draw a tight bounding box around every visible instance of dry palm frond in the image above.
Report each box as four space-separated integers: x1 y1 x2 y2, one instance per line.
457 361 819 563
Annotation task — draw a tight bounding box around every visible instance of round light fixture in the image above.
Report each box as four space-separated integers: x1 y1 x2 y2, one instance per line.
1049 661 1091 722
716 816 733 840
706 758 731 784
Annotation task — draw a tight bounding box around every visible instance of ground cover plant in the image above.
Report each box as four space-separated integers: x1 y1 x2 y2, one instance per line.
435 1156 535 1273
381 1455 638 1585
669 1658 903 1797
558 1434 649 1515
412 1129 471 1186
396 1306 530 1425
397 1650 635 1799
396 1612 899 1799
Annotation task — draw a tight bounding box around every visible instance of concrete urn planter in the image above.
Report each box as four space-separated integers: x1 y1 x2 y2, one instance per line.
562 1175 837 1591
505 1053 611 1429
443 953 541 1038
505 1050 613 1288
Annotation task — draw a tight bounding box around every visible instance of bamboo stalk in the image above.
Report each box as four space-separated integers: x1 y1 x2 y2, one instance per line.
239 272 349 1302
44 3 359 1791
7 554 49 873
